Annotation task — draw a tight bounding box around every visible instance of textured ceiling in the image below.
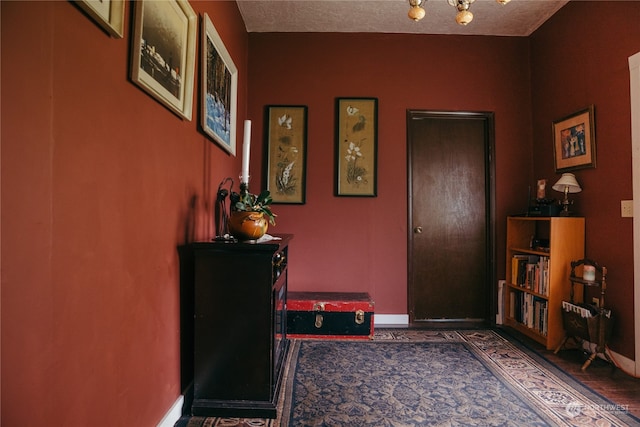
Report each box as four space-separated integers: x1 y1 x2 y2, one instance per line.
236 0 570 37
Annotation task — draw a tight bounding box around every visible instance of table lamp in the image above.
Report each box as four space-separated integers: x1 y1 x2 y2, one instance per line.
552 173 582 216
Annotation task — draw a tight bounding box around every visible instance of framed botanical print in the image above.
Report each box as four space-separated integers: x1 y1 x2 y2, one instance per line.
335 97 378 197
265 105 308 204
130 0 197 120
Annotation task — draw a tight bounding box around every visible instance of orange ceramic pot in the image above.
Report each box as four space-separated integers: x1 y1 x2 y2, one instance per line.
228 211 268 241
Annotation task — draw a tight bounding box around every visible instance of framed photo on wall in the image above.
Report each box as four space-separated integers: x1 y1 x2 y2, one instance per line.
75 0 125 38
201 13 238 155
130 0 197 121
553 105 596 172
335 97 378 197
265 105 308 204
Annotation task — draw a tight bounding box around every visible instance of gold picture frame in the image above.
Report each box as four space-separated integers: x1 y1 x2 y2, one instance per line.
553 105 596 172
201 13 238 155
335 97 378 197
265 105 308 204
130 0 197 121
75 0 125 38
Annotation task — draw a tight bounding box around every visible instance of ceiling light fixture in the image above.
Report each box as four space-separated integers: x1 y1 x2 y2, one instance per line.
449 0 475 25
408 0 511 24
408 0 426 22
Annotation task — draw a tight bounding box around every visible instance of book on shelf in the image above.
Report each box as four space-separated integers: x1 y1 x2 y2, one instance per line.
509 289 548 336
511 254 550 296
511 255 528 285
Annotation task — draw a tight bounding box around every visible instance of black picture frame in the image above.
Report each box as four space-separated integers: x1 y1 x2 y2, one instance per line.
265 105 308 204
335 97 378 197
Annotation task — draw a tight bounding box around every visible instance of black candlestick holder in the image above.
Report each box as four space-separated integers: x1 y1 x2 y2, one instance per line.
214 177 236 241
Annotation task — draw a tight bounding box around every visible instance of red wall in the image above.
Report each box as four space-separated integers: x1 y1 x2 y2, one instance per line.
247 33 533 315
530 1 640 358
2 1 639 426
1 1 248 425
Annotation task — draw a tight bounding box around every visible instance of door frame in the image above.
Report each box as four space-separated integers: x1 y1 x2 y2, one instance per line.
406 110 497 325
629 51 639 375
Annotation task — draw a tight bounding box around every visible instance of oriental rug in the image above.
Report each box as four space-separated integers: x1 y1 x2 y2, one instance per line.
182 330 639 427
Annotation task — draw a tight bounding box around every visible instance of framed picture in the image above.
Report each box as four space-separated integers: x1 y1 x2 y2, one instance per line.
201 13 238 155
553 105 596 172
335 97 378 197
265 105 308 204
75 0 125 38
130 0 197 121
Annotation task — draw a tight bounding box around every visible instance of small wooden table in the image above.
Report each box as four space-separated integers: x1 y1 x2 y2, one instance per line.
554 259 613 371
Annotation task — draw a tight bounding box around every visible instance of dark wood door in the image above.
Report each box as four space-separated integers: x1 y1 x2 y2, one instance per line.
408 111 494 324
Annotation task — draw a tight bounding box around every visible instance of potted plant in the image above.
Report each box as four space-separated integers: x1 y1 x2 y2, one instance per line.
228 184 276 240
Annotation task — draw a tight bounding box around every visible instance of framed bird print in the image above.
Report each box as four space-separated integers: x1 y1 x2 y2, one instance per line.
552 105 596 172
265 105 308 204
335 97 378 197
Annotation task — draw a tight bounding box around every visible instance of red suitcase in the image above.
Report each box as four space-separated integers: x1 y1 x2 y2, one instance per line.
287 291 374 340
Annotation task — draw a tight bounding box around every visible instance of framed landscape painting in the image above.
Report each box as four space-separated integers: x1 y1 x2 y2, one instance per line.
335 97 378 197
265 105 308 204
553 105 596 172
130 0 197 120
201 13 238 155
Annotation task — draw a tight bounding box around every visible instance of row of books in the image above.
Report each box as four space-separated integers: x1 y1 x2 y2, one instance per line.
511 254 550 296
509 291 548 336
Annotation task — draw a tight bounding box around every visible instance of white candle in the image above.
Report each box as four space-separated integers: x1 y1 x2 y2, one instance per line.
241 120 251 184
583 265 596 281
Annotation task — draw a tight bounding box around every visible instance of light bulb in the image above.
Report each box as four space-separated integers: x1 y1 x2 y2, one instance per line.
408 6 426 21
456 10 473 25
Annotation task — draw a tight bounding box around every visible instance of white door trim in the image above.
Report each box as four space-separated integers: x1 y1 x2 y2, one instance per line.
629 51 640 375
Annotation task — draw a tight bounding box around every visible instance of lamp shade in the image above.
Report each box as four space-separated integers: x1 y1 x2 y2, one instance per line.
552 173 582 193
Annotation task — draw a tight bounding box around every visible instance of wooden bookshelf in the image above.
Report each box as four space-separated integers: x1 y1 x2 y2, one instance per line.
504 216 584 350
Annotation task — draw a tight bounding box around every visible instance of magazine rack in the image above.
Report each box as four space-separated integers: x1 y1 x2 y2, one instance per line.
554 259 613 371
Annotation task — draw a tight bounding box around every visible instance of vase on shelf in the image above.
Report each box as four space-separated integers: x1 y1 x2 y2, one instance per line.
228 211 268 241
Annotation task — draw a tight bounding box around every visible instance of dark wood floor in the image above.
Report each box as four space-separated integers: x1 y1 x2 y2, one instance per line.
503 329 640 419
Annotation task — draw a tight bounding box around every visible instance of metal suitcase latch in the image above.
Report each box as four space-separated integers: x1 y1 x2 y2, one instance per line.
314 302 325 328
315 313 323 328
355 309 365 325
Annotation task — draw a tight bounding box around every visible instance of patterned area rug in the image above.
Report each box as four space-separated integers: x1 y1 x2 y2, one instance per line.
182 330 639 427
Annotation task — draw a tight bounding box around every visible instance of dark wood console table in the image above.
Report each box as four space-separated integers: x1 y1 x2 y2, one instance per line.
190 234 292 418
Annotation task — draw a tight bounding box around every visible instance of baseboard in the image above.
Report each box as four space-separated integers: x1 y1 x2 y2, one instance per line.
607 347 637 376
157 394 184 427
374 314 409 327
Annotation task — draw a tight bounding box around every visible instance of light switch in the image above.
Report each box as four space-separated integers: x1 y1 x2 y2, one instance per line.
621 200 633 217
